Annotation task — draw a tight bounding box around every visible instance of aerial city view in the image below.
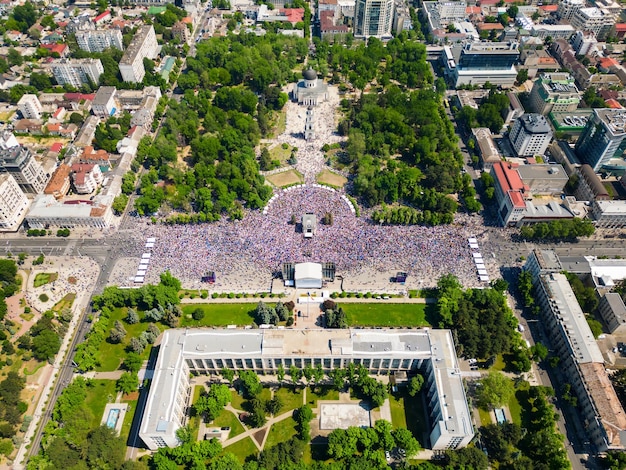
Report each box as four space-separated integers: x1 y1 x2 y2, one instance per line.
1 0 626 468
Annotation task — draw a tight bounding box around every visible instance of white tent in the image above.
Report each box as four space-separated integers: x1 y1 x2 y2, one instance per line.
142 253 151 259
472 252 483 258
134 276 144 283
294 262 323 289
478 269 488 276
479 275 490 282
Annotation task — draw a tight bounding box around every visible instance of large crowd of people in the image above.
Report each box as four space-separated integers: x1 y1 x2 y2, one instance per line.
126 186 486 289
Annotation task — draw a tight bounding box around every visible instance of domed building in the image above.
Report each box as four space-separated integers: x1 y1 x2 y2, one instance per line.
293 68 328 106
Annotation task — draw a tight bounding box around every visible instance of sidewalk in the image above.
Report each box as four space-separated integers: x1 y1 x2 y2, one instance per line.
13 287 94 469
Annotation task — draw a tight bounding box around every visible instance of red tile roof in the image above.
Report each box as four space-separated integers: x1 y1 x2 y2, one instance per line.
280 8 304 24
50 142 63 152
615 23 626 31
539 5 558 11
42 43 67 55
94 10 110 22
478 22 504 30
493 161 527 208
466 6 481 14
606 98 623 109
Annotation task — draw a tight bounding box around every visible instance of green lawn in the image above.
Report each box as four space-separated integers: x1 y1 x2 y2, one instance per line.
478 407 492 427
508 393 522 426
259 388 271 402
34 272 57 287
96 308 164 372
119 398 137 444
210 409 245 439
188 385 204 440
306 387 339 407
84 379 117 429
389 391 428 446
389 393 407 429
223 437 258 463
275 387 303 412
342 303 429 327
265 417 297 449
231 390 246 410
181 304 256 327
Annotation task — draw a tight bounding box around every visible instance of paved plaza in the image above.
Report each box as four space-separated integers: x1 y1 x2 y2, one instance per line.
319 403 372 430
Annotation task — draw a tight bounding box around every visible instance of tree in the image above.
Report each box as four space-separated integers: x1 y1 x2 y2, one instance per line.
276 364 285 385
126 308 139 325
87 426 126 469
476 371 515 409
194 384 231 421
408 375 424 397
531 342 549 362
192 307 205 321
123 352 142 373
289 365 302 387
32 329 61 361
116 372 138 394
112 194 129 215
392 427 421 456
109 320 127 343
266 396 282 415
220 367 235 384
238 370 262 398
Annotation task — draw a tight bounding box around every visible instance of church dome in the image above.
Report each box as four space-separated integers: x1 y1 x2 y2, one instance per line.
302 68 317 80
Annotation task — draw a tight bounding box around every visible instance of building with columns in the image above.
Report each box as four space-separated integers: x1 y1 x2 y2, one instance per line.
293 68 328 106
139 328 474 451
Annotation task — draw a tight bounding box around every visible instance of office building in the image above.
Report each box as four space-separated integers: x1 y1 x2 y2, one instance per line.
528 73 580 115
75 29 124 53
119 26 158 83
571 30 598 56
557 0 584 20
591 200 626 228
139 328 474 451
51 59 104 88
491 161 528 226
509 114 553 157
25 194 113 229
446 42 520 88
0 146 48 193
354 0 394 39
575 109 626 171
0 174 29 231
516 164 568 195
422 0 466 32
571 7 616 41
598 293 626 335
531 25 575 40
17 94 43 120
532 272 626 452
575 164 610 202
92 86 118 117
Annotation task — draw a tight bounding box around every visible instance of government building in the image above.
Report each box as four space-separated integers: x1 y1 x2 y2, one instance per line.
139 328 474 452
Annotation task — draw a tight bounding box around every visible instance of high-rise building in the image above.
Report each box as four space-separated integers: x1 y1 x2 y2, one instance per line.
575 109 626 171
0 174 30 232
17 94 43 120
119 25 158 83
75 29 124 53
354 0 394 39
509 114 553 157
0 146 48 194
528 73 580 115
446 41 520 88
50 58 104 88
557 0 584 20
571 7 615 41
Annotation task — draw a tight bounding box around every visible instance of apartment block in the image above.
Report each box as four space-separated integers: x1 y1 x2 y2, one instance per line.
119 25 158 83
92 86 118 117
575 109 626 171
51 59 104 88
598 293 626 334
571 7 616 41
71 163 103 194
591 200 626 228
17 94 43 120
354 0 394 39
0 146 48 194
509 114 553 157
528 73 580 115
0 173 30 231
75 29 124 53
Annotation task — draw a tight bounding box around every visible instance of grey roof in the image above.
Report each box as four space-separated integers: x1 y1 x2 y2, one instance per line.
517 164 567 181
303 68 317 80
541 273 604 364
519 113 551 134
93 86 116 106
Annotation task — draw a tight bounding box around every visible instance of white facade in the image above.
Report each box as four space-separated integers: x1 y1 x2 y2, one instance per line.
92 86 117 117
571 30 597 56
51 59 104 88
0 146 48 194
17 94 43 120
75 29 124 53
139 328 474 451
592 200 626 228
25 194 113 228
509 114 553 157
0 174 29 231
354 0 394 38
71 164 103 194
571 7 615 40
557 0 584 20
119 25 158 83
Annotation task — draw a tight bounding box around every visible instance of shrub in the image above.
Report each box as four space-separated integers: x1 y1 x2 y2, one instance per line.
200 292 208 299
211 292 218 299
286 317 294 326
192 308 205 321
228 293 235 299
39 294 49 302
